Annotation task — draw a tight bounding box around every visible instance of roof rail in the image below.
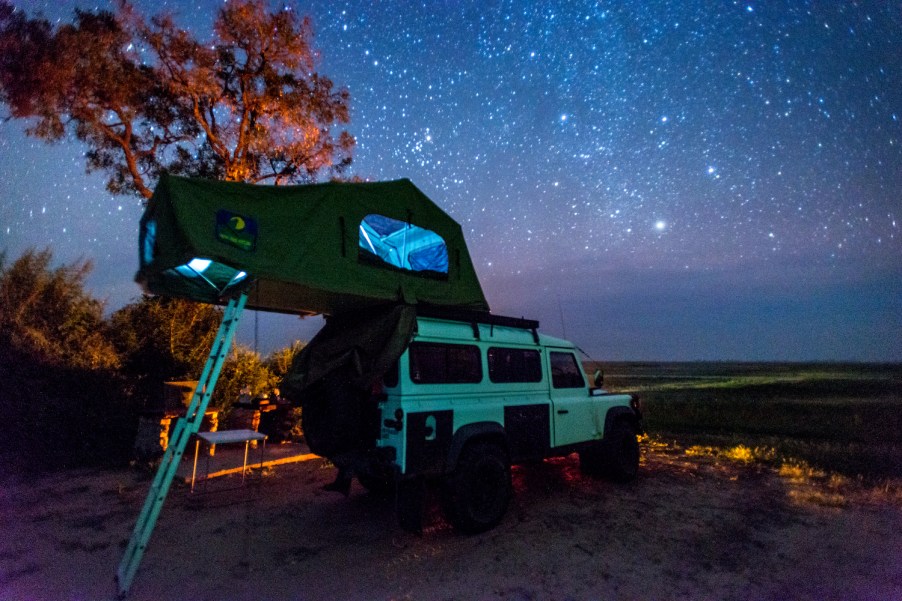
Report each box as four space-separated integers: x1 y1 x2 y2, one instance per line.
416 304 540 332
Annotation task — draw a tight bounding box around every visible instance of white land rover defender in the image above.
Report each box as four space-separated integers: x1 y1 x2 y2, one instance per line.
283 304 642 534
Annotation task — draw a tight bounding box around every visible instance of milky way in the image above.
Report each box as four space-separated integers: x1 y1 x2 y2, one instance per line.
1 1 900 360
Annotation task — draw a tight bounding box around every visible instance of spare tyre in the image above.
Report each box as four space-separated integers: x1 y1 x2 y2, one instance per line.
301 368 366 458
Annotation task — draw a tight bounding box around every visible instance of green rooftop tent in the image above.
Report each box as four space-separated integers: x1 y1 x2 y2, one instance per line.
136 174 489 315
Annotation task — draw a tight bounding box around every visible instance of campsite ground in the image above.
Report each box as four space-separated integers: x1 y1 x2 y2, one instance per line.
2 436 901 601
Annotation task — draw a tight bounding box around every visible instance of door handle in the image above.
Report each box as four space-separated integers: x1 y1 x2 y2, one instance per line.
557 409 569 415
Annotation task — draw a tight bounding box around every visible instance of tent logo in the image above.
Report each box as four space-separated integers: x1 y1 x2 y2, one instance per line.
216 209 257 251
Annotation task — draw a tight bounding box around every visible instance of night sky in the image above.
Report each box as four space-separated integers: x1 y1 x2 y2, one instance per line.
1 1 900 361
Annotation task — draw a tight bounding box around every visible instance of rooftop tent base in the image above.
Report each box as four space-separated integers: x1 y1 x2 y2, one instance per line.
116 293 247 598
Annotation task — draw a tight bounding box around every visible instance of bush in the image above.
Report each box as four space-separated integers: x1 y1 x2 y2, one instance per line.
213 344 278 413
0 249 136 471
0 248 311 471
264 340 306 380
108 295 222 406
0 248 119 369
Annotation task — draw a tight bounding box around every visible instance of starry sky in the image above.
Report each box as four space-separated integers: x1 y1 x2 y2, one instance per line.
1 0 900 361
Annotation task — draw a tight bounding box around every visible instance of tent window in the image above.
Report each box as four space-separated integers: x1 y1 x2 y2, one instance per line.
141 219 157 265
359 214 448 275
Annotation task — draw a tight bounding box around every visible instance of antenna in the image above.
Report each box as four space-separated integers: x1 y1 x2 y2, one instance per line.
556 293 567 339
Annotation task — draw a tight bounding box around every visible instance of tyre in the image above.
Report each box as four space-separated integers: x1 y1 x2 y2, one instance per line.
601 421 640 483
441 440 512 534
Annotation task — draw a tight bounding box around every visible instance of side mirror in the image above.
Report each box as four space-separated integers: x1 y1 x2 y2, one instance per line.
593 369 603 388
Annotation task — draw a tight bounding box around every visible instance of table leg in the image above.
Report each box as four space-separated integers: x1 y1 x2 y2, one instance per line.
241 440 250 484
190 438 200 493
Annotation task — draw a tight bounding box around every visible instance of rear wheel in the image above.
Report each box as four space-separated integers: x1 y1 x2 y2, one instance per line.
441 441 512 534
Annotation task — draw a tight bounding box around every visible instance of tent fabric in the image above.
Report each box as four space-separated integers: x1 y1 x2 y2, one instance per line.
279 304 417 457
136 175 489 315
281 304 417 396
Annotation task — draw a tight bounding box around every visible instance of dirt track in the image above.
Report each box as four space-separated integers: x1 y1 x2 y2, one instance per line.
2 442 901 601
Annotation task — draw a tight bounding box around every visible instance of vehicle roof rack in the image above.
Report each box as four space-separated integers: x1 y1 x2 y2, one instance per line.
416 304 540 341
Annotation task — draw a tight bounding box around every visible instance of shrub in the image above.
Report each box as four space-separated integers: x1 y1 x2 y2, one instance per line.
108 295 222 406
213 344 278 413
0 248 119 369
0 249 136 471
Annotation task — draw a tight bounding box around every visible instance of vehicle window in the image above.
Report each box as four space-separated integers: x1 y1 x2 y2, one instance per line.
550 352 584 388
358 214 448 275
488 347 542 383
408 342 482 384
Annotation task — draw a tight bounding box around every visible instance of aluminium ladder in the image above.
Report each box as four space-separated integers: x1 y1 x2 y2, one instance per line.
116 292 248 598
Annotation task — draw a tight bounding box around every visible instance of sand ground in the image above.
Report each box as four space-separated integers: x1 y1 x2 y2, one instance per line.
1 441 900 601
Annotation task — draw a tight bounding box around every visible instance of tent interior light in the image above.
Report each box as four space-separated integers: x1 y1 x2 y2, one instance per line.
188 258 212 272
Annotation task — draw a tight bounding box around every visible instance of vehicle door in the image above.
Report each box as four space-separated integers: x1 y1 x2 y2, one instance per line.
547 349 600 447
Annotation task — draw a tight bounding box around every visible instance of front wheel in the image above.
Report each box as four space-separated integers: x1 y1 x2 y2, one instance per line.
441 441 512 534
604 421 640 482
580 421 639 482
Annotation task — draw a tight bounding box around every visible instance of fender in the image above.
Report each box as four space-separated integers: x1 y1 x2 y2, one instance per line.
445 421 507 472
603 405 643 436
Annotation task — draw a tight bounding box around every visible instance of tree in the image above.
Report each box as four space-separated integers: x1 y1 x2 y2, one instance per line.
212 345 278 409
264 340 306 380
0 0 354 200
108 295 222 396
0 248 119 369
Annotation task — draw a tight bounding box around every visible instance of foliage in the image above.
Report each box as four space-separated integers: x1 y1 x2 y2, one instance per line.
0 345 140 471
264 340 306 381
0 249 137 471
0 0 354 199
213 344 279 412
0 247 311 469
262 342 306 440
0 248 119 370
108 295 222 400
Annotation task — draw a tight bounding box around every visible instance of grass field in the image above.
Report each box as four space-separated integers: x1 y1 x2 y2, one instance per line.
588 362 902 484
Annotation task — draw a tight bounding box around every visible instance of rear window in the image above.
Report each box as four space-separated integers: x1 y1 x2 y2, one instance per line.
408 342 482 384
550 351 585 388
488 347 542 383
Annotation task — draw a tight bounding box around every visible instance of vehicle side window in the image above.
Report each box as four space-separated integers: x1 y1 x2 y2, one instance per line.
550 351 585 388
488 347 542 383
408 342 482 384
